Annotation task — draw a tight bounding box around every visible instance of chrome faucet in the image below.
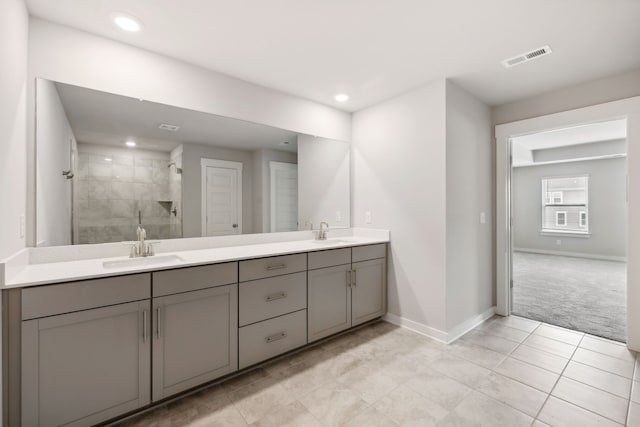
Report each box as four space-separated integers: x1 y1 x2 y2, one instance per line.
131 211 154 257
316 221 329 240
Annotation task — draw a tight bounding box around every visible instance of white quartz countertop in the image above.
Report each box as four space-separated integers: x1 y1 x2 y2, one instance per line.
1 231 389 288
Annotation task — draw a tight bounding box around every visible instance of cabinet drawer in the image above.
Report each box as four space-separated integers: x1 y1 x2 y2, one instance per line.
153 262 238 297
238 309 307 369
352 243 386 262
308 248 351 270
239 253 306 282
22 273 150 320
239 272 306 326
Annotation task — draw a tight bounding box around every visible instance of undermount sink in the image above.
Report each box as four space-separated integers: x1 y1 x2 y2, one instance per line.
102 254 184 269
311 239 355 245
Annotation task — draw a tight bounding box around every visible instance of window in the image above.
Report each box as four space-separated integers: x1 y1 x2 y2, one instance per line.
579 211 587 228
541 175 589 234
555 211 567 226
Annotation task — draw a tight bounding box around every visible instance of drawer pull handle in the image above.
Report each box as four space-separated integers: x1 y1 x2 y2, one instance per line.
266 292 287 302
265 331 287 343
352 269 357 287
346 270 351 287
266 263 287 271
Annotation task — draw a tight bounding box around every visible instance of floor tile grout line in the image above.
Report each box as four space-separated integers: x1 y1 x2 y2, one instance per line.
567 358 636 382
626 357 638 426
465 318 633 418
467 321 546 422
548 394 626 426
531 329 585 423
516 341 575 360
534 332 629 426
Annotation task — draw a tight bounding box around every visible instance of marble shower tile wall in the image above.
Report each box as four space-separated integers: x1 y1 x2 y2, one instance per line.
74 149 175 244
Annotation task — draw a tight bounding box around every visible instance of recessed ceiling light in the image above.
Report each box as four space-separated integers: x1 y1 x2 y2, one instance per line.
112 13 143 32
104 158 113 162
334 94 349 102
125 141 137 147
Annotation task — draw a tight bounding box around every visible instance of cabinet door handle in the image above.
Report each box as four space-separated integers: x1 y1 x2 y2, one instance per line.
156 307 161 339
266 263 287 271
142 310 148 343
265 331 287 343
346 270 351 287
266 292 287 302
352 269 356 287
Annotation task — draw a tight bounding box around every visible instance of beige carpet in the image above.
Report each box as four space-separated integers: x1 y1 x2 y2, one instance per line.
512 251 626 342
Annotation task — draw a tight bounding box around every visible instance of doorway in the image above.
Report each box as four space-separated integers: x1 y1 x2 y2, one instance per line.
509 120 627 341
201 158 242 236
269 161 298 232
495 96 640 349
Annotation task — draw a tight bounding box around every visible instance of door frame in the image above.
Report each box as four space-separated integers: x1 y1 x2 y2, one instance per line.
495 96 640 349
269 161 298 232
200 158 243 236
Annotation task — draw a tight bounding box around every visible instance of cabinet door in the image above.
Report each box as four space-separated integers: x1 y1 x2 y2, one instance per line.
152 284 238 401
308 264 352 342
351 258 386 326
22 301 151 427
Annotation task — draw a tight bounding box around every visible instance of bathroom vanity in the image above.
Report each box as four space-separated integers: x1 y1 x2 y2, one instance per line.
1 231 388 427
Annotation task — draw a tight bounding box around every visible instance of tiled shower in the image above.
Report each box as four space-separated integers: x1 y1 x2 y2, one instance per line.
73 143 182 244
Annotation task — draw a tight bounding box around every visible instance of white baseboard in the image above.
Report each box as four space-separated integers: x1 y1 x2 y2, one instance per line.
383 306 496 344
514 247 626 262
382 313 448 343
445 306 496 343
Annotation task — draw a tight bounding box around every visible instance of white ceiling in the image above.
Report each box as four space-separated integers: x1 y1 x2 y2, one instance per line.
27 0 640 111
54 81 299 153
512 119 627 150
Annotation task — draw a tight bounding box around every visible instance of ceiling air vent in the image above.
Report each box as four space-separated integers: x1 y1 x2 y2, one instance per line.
501 45 552 68
158 123 180 132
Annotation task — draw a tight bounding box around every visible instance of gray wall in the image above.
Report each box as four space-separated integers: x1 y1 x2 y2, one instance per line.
353 79 448 332
0 0 28 259
513 157 627 259
181 143 254 238
493 68 640 125
298 135 350 230
252 149 297 233
35 79 76 247
445 81 494 331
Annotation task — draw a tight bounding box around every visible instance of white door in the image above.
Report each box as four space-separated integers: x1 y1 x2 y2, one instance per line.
201 159 242 236
270 162 298 232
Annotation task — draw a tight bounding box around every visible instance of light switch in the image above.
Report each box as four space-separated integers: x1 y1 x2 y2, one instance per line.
365 211 372 224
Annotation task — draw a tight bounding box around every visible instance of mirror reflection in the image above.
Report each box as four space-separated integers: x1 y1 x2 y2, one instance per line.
36 79 349 246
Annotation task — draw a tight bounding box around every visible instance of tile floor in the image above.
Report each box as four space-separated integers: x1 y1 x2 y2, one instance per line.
116 316 640 426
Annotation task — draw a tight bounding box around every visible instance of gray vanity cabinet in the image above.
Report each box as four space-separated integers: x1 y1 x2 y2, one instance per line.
308 263 353 342
151 263 238 401
308 244 386 342
21 300 151 427
351 257 386 326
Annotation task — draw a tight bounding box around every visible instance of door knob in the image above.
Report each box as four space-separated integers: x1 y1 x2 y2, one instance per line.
232 224 238 228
